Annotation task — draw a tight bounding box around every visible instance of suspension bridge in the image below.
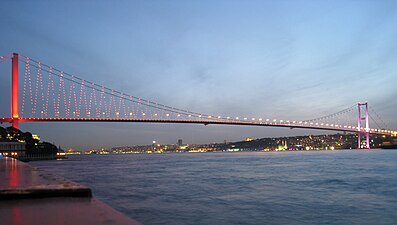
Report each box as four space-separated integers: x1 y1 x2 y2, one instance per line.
1 53 396 149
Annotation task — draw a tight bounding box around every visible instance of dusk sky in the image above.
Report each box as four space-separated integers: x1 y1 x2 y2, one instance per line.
1 0 397 150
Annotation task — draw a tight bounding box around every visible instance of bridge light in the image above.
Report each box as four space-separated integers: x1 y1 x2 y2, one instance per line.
178 114 181 117
227 116 230 119
154 113 158 116
244 117 247 120
166 114 169 117
259 118 262 121
315 123 319 125
129 112 133 116
142 113 146 116
236 117 239 120
292 121 296 123
330 124 334 127
199 115 202 118
286 120 289 123
280 120 283 122
208 116 211 118
273 119 277 122
218 116 221 119
266 119 270 122
188 115 191 117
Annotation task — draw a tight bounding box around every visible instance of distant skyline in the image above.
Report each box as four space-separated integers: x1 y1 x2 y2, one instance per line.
1 1 397 150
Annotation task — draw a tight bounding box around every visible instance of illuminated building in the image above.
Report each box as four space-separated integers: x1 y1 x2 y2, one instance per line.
32 134 40 141
0 142 26 158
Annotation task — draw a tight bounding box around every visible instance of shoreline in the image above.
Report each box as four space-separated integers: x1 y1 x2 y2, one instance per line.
66 148 391 156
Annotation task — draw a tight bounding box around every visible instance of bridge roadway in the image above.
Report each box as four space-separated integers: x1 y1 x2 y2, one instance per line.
0 117 394 136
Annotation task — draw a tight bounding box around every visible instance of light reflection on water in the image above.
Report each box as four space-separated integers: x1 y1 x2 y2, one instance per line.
31 150 397 225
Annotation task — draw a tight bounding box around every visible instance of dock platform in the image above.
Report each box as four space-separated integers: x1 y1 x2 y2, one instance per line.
0 157 141 225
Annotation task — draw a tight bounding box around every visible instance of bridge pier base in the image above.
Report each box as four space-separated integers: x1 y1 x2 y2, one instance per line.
11 119 19 130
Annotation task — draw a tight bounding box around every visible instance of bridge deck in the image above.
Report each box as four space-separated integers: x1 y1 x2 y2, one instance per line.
0 117 393 136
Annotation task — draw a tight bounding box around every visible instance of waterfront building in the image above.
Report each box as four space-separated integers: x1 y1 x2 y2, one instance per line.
0 142 26 158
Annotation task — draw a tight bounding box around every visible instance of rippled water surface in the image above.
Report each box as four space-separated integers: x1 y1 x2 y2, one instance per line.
30 150 397 225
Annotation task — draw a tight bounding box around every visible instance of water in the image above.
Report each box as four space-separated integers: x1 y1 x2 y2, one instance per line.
30 150 397 225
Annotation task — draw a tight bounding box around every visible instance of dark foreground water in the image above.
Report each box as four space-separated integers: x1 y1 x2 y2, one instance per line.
30 150 397 225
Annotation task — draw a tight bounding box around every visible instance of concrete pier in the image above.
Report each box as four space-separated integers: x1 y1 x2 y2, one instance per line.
0 157 141 225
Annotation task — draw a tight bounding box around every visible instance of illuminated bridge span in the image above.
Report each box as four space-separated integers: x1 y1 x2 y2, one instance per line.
1 53 396 149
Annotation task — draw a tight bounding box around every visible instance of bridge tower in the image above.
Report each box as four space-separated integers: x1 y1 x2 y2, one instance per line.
357 102 370 149
11 53 19 129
